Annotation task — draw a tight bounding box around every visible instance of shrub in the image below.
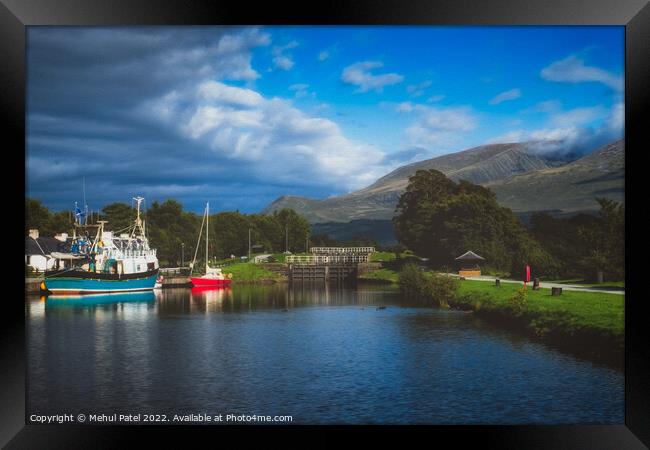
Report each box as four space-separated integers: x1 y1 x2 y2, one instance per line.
425 273 460 308
399 264 460 307
398 263 427 296
508 287 528 314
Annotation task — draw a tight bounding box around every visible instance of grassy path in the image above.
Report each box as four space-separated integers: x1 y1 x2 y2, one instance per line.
451 274 624 295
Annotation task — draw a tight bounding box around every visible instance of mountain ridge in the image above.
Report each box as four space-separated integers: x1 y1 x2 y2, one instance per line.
263 139 624 223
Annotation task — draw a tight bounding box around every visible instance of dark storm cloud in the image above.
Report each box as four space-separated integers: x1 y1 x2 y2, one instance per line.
26 27 394 213
26 26 279 212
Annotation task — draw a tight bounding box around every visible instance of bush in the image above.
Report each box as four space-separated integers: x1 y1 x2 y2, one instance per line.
398 263 427 296
425 273 460 308
508 287 528 314
398 264 460 307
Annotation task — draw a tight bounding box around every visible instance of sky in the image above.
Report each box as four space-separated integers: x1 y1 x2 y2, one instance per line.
26 26 624 213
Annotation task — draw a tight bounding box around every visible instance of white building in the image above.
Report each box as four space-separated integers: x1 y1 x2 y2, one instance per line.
25 229 63 273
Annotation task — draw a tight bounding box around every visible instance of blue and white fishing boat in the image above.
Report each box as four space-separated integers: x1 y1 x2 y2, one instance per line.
43 197 159 294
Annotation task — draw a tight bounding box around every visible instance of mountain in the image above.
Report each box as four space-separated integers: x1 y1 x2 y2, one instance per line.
486 139 624 213
311 219 397 244
263 142 585 223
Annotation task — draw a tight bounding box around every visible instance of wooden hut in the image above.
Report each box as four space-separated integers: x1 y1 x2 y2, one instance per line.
455 251 485 277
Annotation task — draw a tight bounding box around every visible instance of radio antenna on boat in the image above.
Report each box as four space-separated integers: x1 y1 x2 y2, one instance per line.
132 196 146 238
83 176 88 226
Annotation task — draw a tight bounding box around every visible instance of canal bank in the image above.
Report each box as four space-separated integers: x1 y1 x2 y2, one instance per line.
359 265 624 368
450 280 624 368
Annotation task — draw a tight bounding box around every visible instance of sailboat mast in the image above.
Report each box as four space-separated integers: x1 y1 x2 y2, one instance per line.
205 202 209 273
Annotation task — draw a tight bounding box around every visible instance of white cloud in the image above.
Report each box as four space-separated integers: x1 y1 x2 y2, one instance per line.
288 83 313 98
318 50 330 61
396 102 415 113
197 81 263 107
486 130 528 144
404 105 478 150
407 80 432 97
341 61 404 93
149 80 392 190
541 55 623 91
427 94 445 103
549 105 608 127
523 99 563 114
489 88 522 105
487 102 624 154
272 41 298 71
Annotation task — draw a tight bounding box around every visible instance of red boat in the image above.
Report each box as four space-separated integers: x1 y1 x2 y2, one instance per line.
189 202 234 288
190 267 232 287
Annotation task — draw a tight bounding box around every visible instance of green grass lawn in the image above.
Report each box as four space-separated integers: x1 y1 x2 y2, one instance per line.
454 279 624 338
359 268 399 283
223 263 284 282
370 251 397 262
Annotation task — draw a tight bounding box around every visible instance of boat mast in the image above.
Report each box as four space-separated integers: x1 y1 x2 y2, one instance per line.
132 196 145 238
189 203 207 274
205 202 209 273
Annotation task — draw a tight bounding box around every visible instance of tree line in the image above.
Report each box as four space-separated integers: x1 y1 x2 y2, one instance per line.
26 198 314 266
393 169 624 282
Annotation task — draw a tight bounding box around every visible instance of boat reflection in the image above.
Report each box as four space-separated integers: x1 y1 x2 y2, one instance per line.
45 290 156 308
189 286 232 314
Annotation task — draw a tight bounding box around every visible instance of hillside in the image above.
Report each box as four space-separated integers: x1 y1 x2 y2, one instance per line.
263 141 604 223
487 139 624 213
264 140 625 223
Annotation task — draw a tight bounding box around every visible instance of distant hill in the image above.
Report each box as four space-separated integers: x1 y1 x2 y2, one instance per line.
264 141 618 223
487 139 624 213
312 219 397 245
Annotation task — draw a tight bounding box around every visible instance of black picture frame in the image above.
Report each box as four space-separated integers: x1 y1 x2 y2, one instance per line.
3 0 648 447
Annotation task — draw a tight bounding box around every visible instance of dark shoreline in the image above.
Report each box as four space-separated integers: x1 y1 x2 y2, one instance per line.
449 300 624 371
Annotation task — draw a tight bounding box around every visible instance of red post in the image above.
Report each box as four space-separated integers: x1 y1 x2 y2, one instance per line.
524 265 531 289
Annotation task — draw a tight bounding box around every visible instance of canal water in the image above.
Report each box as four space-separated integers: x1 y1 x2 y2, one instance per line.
26 283 623 424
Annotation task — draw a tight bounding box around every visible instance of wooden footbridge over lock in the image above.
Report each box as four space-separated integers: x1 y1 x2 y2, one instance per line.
286 247 375 282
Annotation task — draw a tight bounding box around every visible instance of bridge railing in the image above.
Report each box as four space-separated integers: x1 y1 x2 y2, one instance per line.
286 254 369 264
309 247 375 255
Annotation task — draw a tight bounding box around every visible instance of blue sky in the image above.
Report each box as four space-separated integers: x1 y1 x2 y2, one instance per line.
26 26 624 213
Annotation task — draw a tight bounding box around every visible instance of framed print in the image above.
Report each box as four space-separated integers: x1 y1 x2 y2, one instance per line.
2 0 649 447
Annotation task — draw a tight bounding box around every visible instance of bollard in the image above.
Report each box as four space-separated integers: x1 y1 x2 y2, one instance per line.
533 277 540 290
551 287 562 296
495 278 501 287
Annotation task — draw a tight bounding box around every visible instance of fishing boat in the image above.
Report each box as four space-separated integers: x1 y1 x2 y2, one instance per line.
43 197 159 294
189 202 232 288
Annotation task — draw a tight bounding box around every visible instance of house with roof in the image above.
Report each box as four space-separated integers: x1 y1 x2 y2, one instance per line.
25 229 70 273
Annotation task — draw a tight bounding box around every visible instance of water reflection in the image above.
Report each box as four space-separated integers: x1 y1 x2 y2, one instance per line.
25 284 624 424
45 291 156 308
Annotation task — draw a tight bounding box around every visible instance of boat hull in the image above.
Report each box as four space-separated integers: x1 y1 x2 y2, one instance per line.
190 277 232 287
44 268 159 294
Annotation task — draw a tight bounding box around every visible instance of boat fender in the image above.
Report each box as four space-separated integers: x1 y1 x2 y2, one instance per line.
226 273 233 279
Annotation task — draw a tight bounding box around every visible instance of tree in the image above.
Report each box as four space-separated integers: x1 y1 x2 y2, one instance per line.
577 198 625 282
272 209 311 253
146 200 199 266
393 169 557 276
210 211 252 259
530 211 597 278
100 202 135 232
25 198 74 237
